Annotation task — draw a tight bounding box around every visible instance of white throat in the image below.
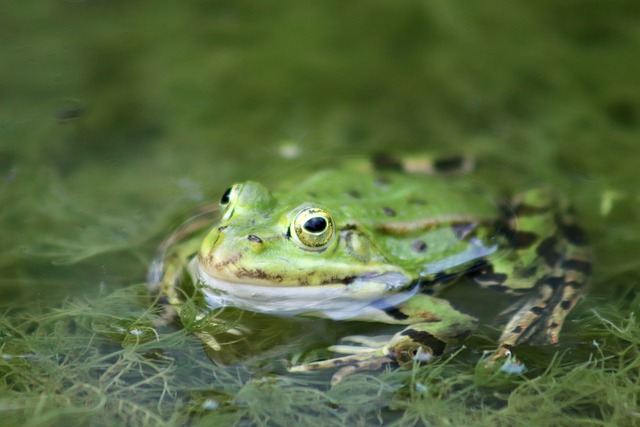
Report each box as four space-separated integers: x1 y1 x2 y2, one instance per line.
189 258 414 321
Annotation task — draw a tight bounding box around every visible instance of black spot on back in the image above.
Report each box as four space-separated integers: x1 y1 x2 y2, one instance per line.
382 207 396 216
411 240 428 253
346 189 362 199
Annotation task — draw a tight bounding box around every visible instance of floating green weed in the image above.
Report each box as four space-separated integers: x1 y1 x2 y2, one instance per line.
2 0 640 425
1 292 639 426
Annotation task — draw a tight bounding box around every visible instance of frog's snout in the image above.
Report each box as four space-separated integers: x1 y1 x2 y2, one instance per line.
200 226 267 261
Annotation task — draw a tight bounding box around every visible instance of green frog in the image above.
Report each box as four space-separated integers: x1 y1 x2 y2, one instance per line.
149 155 591 384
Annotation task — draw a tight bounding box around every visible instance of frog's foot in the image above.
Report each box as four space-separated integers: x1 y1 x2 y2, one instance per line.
481 346 526 375
290 326 448 385
289 334 391 373
290 350 392 386
486 345 513 362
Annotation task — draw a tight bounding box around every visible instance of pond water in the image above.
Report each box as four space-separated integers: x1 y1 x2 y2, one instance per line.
2 1 640 425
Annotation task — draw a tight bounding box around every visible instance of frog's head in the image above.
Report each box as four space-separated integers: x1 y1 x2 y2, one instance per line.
196 181 409 294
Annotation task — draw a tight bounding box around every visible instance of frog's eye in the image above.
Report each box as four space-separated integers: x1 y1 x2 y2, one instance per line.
219 184 241 220
290 207 335 250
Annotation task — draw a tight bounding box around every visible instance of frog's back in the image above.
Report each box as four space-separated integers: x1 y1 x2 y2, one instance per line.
278 169 503 274
283 169 500 225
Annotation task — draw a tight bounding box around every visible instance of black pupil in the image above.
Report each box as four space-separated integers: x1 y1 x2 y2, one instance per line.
303 217 327 233
220 187 232 205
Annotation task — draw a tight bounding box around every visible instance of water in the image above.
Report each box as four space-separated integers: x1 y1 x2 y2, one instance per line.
2 1 640 425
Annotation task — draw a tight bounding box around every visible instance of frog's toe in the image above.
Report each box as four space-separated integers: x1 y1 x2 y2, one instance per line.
331 356 390 386
289 351 392 385
289 334 391 377
226 325 250 336
327 334 392 355
328 344 382 355
289 352 379 373
482 347 526 375
334 334 392 348
290 331 442 384
195 332 222 351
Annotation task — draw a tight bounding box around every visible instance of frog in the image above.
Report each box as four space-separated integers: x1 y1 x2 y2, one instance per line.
148 155 592 385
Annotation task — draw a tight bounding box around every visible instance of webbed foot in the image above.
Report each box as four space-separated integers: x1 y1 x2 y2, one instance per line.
290 351 391 386
481 347 526 375
290 327 446 385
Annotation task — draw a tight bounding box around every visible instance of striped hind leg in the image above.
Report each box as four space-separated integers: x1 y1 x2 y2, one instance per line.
473 189 592 361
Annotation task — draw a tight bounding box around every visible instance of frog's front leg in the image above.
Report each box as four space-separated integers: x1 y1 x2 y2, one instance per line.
290 295 478 385
148 220 240 352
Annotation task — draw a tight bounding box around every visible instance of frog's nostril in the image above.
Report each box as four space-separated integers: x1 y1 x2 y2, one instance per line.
247 235 263 244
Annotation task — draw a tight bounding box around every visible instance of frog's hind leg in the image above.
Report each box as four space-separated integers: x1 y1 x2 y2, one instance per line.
472 188 592 360
502 240 591 348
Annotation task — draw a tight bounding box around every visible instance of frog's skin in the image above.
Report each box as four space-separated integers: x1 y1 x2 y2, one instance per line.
150 156 592 384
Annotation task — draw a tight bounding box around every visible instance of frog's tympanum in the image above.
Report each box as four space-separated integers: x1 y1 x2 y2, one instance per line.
150 156 591 384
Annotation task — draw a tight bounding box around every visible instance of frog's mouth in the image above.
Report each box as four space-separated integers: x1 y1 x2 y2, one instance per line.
189 258 415 320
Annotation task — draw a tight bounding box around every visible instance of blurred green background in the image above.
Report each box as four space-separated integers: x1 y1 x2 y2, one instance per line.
2 1 640 425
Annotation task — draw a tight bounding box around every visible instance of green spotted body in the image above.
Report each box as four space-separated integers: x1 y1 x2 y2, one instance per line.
152 156 591 383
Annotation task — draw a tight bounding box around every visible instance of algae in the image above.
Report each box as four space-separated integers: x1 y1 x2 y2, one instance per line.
2 0 640 425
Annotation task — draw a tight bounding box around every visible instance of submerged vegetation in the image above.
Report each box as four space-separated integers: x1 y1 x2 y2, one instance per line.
2 0 640 425
0 286 639 426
